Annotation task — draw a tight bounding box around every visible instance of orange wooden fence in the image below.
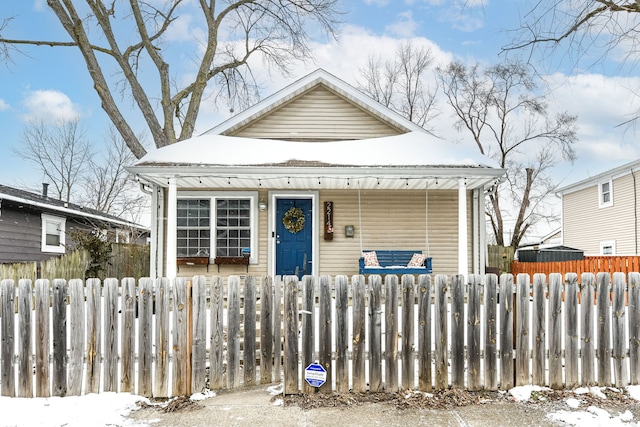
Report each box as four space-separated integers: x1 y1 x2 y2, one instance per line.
511 256 640 277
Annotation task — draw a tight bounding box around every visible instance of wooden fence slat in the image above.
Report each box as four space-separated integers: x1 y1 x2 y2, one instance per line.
34 279 50 397
210 276 225 389
85 278 102 395
17 279 33 397
318 276 332 393
172 277 188 396
629 272 640 385
283 275 300 394
68 279 85 396
273 276 283 383
352 275 366 393
260 276 274 385
385 275 399 392
103 278 119 392
467 274 481 391
227 276 241 389
191 275 208 393
52 279 67 397
418 275 432 391
515 274 530 387
612 272 628 387
581 273 596 386
301 275 315 394
154 278 170 397
548 273 563 389
596 272 611 386
243 276 257 387
1 280 15 397
484 274 498 390
401 275 415 390
368 275 383 393
499 274 514 390
138 278 153 396
532 274 546 386
121 278 136 393
564 273 579 388
434 274 448 390
451 274 465 388
335 275 349 393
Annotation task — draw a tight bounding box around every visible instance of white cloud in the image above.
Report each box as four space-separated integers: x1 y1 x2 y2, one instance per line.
0 99 9 111
385 10 419 38
20 89 83 124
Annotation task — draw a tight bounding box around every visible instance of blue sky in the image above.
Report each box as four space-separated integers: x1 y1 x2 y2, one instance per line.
1 0 639 235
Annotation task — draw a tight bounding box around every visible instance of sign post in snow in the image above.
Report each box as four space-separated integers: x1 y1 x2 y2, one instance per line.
304 363 327 388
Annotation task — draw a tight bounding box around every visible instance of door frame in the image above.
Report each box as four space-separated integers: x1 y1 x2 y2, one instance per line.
267 190 319 278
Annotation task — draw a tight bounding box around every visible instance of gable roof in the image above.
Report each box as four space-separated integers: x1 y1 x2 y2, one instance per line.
204 68 429 137
0 184 145 229
557 158 640 195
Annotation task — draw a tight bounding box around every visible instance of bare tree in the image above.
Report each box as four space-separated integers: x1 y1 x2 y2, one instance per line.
0 1 342 159
436 60 578 248
15 119 93 203
357 42 438 130
79 126 148 223
507 0 640 62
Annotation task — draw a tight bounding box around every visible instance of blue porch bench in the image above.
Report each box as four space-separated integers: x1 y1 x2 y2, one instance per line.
359 250 433 275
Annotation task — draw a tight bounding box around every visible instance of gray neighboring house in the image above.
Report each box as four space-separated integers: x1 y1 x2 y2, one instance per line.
557 159 640 256
0 183 148 264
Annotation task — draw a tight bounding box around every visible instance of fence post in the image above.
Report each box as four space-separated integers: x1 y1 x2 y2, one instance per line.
515 274 530 386
532 273 546 386
368 275 383 393
335 275 349 392
401 274 415 390
52 279 67 397
434 274 448 390
484 273 498 390
629 272 640 385
467 274 482 391
352 275 366 393
451 274 465 388
385 275 399 392
596 272 611 386
581 273 596 386
418 274 433 391
612 272 628 387
499 274 514 390
35 279 50 397
565 273 579 388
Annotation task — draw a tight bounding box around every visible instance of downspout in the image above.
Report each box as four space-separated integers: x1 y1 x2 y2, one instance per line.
633 169 638 254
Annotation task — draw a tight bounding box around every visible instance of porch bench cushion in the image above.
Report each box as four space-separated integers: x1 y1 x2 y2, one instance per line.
359 250 432 275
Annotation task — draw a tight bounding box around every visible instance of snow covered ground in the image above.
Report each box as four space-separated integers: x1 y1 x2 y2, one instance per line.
1 385 640 427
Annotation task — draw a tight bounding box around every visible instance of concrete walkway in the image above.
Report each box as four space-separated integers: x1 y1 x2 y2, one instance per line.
127 385 564 427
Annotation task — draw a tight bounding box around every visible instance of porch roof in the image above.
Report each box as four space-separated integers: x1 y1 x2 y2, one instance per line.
128 132 505 191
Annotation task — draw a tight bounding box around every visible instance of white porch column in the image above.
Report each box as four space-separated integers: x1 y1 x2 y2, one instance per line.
458 178 468 275
166 177 178 278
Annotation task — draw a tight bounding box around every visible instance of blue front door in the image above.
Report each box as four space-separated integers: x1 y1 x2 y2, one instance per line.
276 198 312 279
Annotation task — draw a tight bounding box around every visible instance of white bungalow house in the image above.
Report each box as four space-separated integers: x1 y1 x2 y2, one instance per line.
127 69 505 279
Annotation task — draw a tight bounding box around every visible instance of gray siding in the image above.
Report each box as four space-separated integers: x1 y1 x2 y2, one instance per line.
0 207 47 263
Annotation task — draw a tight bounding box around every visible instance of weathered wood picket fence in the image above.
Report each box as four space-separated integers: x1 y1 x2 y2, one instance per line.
1 272 639 398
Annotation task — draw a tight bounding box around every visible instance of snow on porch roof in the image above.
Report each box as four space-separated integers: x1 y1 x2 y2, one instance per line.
128 132 505 190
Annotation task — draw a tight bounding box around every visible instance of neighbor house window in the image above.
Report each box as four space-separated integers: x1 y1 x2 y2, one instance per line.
599 179 613 208
600 240 616 255
41 213 66 253
177 192 258 262
177 199 210 257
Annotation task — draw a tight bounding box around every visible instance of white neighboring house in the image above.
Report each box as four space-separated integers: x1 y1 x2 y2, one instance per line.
557 159 640 256
127 69 505 279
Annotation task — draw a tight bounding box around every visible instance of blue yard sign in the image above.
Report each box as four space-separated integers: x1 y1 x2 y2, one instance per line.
304 363 327 388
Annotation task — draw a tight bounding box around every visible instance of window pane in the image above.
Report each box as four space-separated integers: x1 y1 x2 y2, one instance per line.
177 198 211 256
46 233 60 246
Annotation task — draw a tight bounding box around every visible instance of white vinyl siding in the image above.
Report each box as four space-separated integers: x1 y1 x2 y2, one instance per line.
230 86 403 141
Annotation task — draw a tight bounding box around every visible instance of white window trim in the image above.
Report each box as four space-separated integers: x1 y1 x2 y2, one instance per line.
600 240 616 255
41 213 66 254
178 191 259 264
599 179 613 208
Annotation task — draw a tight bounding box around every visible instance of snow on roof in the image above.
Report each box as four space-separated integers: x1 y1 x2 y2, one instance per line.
134 132 499 169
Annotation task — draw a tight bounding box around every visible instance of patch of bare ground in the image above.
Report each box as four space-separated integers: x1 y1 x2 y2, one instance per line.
280 387 639 411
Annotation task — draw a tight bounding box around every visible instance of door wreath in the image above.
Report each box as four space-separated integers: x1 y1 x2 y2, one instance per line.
282 207 305 234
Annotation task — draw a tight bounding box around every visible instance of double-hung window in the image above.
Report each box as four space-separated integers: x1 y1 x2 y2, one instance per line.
599 179 613 208
41 213 66 253
177 192 258 262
